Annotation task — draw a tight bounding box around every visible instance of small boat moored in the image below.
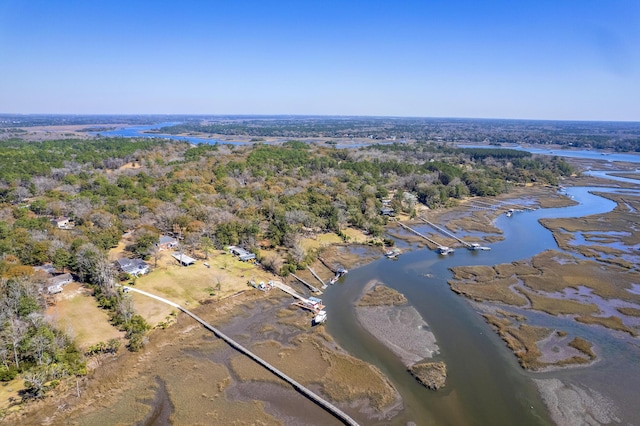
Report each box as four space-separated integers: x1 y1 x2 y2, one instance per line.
469 243 491 251
313 310 327 325
438 246 455 255
385 248 401 258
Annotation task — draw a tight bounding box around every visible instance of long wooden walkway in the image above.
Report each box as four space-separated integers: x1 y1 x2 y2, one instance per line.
270 280 305 301
307 266 327 289
419 217 471 248
394 220 441 248
123 286 359 426
317 257 337 274
291 273 321 294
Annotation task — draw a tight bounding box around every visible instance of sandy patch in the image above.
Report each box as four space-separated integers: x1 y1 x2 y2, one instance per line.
534 378 621 426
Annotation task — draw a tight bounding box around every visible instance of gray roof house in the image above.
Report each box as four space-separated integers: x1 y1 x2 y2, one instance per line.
228 246 257 262
157 235 179 251
116 258 150 276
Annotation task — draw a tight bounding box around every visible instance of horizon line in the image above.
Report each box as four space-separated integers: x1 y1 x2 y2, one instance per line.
1 113 638 124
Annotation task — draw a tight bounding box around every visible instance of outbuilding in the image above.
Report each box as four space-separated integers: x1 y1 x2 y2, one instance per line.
228 246 257 262
172 252 196 266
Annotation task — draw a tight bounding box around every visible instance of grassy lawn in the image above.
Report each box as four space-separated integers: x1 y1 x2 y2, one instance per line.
130 250 278 326
46 283 124 350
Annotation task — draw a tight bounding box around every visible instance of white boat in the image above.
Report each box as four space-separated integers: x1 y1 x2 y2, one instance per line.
313 310 327 325
469 243 491 251
438 246 454 255
385 248 401 258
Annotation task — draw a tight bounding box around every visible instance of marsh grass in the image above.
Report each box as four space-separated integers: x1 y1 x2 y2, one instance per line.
357 285 408 306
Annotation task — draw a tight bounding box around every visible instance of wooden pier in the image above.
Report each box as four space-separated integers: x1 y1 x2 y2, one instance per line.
419 217 471 248
270 280 305 301
317 257 337 274
307 266 327 289
291 273 321 294
394 220 441 248
121 286 359 426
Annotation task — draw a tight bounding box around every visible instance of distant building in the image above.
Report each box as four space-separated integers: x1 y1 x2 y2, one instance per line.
34 264 57 274
228 246 257 262
51 217 73 229
115 258 150 276
157 235 179 251
380 207 395 216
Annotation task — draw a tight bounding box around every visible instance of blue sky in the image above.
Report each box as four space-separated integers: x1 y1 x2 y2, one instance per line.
0 0 639 120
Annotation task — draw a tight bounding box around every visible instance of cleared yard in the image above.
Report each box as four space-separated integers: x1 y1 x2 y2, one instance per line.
130 250 278 325
46 283 124 350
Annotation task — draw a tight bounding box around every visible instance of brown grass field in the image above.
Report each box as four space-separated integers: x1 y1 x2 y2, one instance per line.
46 283 124 350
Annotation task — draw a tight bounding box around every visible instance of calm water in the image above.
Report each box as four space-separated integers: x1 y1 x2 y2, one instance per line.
323 186 640 425
458 144 640 164
92 122 248 145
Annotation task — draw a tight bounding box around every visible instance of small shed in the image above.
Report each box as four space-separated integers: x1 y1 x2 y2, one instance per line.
172 252 196 266
47 284 63 294
380 207 395 216
51 217 73 229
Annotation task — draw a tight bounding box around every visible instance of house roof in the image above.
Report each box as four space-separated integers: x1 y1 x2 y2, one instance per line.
116 258 149 274
229 246 255 259
35 264 57 274
172 252 195 265
48 273 73 286
159 235 178 245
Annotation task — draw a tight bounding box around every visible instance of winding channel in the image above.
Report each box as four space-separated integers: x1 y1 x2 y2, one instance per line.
323 184 640 425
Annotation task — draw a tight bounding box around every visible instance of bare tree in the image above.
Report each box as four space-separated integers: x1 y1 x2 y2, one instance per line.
261 253 283 275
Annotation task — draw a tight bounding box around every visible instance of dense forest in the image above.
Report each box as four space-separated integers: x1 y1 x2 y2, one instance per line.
0 135 573 400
